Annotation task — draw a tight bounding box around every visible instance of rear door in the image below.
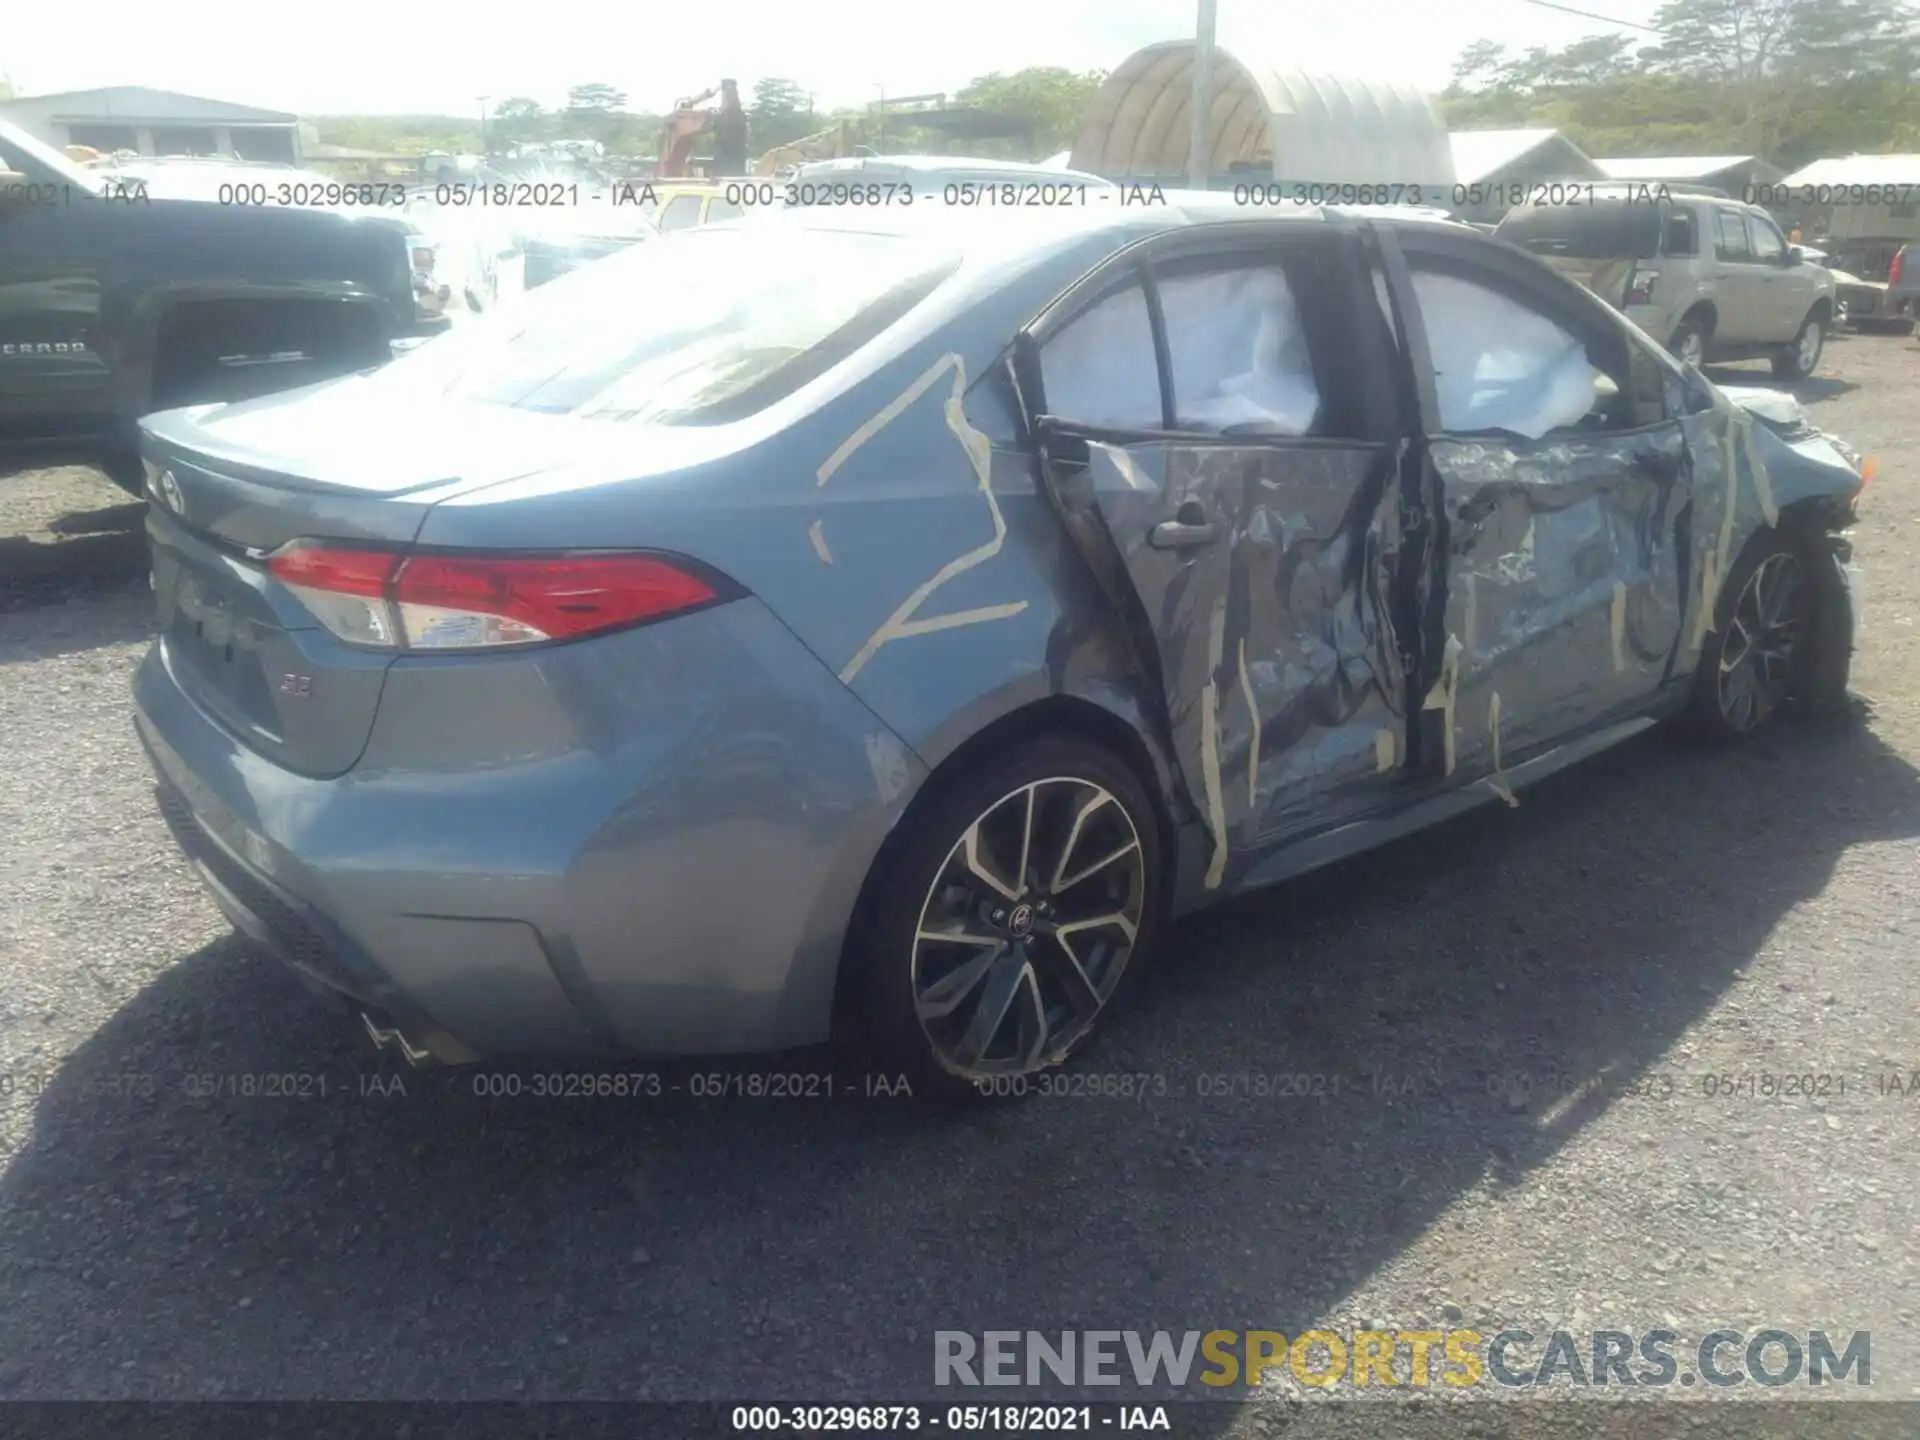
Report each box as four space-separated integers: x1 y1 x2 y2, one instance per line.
1017 225 1417 893
1380 227 1694 789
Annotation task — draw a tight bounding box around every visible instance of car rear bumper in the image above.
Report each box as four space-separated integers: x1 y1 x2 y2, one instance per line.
132 596 929 1060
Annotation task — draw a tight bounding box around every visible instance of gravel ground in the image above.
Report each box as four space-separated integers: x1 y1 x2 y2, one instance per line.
2 337 1918 1436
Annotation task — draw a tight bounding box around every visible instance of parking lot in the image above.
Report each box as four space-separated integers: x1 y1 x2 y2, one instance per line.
1 334 1918 1426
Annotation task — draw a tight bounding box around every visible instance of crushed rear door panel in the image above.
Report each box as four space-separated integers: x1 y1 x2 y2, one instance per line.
1067 436 1407 891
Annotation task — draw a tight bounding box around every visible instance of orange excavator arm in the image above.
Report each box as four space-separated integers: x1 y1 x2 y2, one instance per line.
657 86 722 179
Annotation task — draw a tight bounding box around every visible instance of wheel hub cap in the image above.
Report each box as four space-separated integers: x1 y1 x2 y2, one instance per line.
911 777 1147 1079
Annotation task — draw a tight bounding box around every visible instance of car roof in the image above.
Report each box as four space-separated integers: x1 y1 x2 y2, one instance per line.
747 192 1474 267
793 154 1114 184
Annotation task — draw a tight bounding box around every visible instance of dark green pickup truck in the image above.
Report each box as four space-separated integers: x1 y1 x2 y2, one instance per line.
1 119 444 495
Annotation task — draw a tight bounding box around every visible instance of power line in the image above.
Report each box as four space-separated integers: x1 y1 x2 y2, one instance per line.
1514 0 1665 32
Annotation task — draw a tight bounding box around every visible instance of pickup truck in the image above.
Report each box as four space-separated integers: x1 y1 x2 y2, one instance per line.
1 119 441 494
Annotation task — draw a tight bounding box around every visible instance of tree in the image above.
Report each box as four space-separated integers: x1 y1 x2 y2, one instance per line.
953 67 1107 158
563 83 635 152
749 78 816 151
490 97 547 147
1443 0 1920 168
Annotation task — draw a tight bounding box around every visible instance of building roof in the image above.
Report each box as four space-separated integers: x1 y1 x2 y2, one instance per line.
1594 155 1764 181
0 86 295 124
1779 154 1920 189
1071 42 1454 184
1448 128 1599 183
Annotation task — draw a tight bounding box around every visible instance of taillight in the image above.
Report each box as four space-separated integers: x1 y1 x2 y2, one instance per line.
266 545 725 650
411 246 436 271
1890 250 1904 288
1624 265 1658 306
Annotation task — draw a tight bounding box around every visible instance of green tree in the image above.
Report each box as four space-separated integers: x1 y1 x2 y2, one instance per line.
952 67 1107 158
563 83 635 152
749 78 815 151
1443 0 1920 169
490 97 547 147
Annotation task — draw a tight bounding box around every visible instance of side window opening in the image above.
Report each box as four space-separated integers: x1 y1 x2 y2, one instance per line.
657 194 703 232
1405 263 1664 440
1036 282 1162 431
1155 260 1324 438
1663 208 1698 257
705 196 744 223
1749 214 1786 262
1714 209 1752 261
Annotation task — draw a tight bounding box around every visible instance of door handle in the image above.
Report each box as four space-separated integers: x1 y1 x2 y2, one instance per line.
1149 519 1218 550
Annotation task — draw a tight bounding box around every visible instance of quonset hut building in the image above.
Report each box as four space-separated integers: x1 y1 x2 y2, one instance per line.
1069 41 1457 192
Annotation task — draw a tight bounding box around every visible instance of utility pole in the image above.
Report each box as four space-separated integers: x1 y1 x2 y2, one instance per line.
1186 0 1217 190
477 95 491 156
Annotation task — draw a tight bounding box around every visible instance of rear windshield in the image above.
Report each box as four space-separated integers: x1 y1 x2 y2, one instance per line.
372 225 960 424
1496 201 1664 261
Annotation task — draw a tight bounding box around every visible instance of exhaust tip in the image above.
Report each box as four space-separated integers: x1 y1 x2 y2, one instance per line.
360 1011 477 1067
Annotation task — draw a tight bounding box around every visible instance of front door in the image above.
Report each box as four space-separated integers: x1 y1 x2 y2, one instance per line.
1020 227 1417 894
1384 231 1694 790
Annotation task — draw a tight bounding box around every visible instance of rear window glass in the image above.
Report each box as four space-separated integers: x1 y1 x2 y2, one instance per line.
369 226 959 425
1495 201 1662 261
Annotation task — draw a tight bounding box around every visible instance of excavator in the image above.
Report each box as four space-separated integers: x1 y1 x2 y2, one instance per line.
753 122 857 177
656 85 858 179
656 87 723 179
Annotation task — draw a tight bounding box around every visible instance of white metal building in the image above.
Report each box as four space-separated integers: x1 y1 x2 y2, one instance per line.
1070 42 1455 188
0 86 302 163
1592 155 1783 194
1779 155 1920 244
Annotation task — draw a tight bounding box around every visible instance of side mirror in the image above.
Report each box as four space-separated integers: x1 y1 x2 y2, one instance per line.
1786 246 1804 266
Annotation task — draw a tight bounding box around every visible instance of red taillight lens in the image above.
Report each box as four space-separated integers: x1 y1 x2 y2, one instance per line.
1890 250 1904 288
411 246 436 270
1624 264 1658 306
394 553 719 648
266 545 723 650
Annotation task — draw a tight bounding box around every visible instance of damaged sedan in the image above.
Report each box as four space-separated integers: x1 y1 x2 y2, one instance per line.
130 200 1867 1097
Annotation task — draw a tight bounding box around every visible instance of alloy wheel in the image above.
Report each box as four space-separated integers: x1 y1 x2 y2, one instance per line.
1717 551 1804 732
910 777 1147 1079
1796 319 1823 373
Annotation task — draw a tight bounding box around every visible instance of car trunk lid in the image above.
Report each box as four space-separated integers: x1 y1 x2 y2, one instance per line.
140 383 599 777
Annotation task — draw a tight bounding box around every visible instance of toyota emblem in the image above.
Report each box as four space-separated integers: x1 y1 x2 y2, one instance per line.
153 468 185 517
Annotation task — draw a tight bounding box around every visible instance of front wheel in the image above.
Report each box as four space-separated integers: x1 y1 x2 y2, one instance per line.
1772 311 1827 379
1669 317 1709 369
846 734 1163 1102
1682 530 1821 740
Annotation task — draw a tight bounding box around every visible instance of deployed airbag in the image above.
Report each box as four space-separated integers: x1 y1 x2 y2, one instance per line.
1163 267 1322 435
1409 271 1604 440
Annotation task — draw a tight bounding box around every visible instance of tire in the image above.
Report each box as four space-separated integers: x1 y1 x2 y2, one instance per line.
844 733 1164 1103
99 446 147 498
1669 314 1710 369
1681 528 1827 741
1771 310 1827 379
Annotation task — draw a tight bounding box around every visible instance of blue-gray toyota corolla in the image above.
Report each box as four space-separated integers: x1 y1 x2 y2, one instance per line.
133 196 1868 1099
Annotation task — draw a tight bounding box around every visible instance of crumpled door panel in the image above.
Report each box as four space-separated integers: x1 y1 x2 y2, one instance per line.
1075 438 1405 891
1426 425 1690 781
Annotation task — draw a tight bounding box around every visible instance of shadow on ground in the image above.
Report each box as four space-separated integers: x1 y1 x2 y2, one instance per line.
3 713 1917 1420
0 500 148 614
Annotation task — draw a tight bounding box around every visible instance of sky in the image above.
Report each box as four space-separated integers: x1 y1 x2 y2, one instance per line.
1 0 1666 117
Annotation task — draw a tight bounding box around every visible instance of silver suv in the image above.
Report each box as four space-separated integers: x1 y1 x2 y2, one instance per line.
1495 186 1837 380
